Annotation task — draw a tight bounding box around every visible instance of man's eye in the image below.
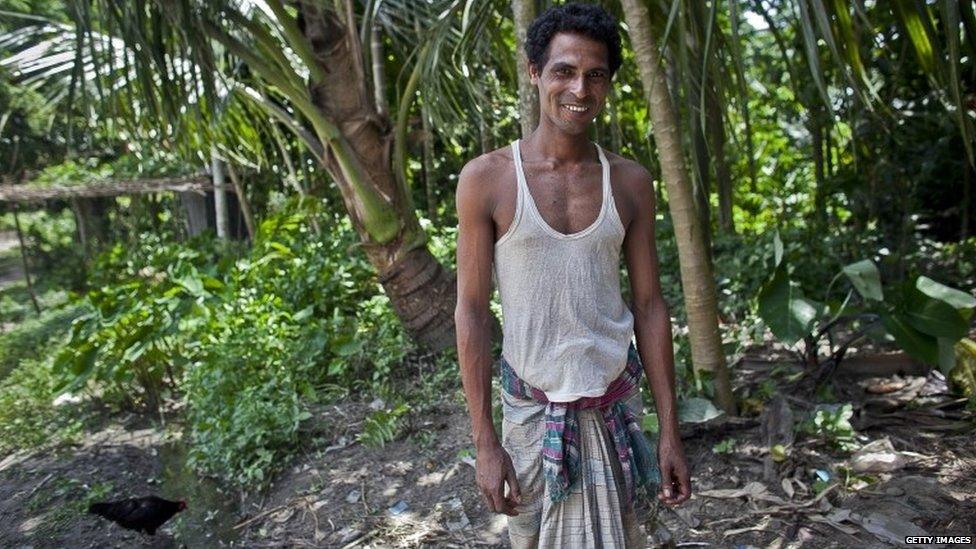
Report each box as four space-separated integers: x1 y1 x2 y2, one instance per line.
588 72 606 79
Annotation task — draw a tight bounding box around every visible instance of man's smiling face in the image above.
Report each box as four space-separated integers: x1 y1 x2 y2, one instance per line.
530 32 611 136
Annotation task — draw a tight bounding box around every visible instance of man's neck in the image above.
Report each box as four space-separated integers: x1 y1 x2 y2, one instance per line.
522 123 596 166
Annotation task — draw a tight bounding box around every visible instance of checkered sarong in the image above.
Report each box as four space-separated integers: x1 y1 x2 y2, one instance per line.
499 342 660 504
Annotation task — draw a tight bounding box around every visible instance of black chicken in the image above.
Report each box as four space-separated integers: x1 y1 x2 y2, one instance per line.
88 495 187 535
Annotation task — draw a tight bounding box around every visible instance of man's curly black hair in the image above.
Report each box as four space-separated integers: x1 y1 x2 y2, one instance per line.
525 3 622 76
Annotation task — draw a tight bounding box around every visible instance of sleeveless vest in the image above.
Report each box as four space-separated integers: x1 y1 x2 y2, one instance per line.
492 139 635 402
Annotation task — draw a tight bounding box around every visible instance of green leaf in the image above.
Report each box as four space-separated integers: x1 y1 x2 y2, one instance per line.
891 0 937 75
916 276 976 313
758 266 820 345
268 242 293 256
292 306 314 322
177 276 205 297
122 340 149 363
202 276 225 291
904 289 968 340
678 397 724 424
881 313 938 365
842 260 884 301
937 337 956 375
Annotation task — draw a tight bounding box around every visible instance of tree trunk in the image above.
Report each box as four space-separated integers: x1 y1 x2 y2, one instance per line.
225 162 257 242
71 197 110 257
621 0 736 415
297 3 474 352
511 0 538 136
691 110 713 253
71 198 90 258
211 147 229 239
706 82 734 234
370 25 388 117
683 3 714 252
12 205 40 315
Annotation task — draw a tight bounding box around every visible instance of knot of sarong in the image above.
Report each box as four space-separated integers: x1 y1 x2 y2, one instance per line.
499 343 661 504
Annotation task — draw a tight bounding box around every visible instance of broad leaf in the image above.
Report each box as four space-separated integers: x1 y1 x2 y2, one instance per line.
904 289 968 340
678 397 724 424
881 313 938 365
937 337 956 375
842 260 884 302
916 276 976 315
758 266 819 345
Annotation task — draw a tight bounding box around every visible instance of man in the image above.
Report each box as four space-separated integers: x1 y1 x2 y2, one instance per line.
454 4 691 547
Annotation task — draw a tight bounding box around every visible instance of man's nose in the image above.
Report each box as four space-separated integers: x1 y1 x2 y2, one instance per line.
569 75 587 98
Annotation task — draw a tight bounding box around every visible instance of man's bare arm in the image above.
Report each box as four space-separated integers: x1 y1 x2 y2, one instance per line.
455 159 497 450
620 162 691 506
454 158 520 515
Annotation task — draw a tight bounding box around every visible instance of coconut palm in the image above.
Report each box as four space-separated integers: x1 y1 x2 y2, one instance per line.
1 0 513 352
621 0 737 415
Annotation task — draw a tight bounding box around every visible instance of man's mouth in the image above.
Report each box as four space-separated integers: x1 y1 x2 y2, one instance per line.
562 104 589 113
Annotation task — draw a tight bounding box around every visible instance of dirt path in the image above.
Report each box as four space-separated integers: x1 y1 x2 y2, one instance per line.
1 369 974 547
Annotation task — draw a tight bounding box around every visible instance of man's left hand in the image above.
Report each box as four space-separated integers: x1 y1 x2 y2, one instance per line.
657 432 691 506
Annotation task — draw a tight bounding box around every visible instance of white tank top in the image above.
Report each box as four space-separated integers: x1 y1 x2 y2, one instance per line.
493 139 635 402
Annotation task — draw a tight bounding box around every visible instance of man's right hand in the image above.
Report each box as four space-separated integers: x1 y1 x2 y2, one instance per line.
475 443 521 516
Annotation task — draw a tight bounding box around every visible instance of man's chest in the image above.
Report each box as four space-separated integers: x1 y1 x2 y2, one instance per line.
491 165 631 242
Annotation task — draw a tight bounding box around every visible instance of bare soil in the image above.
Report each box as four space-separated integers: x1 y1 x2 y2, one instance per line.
1 358 974 548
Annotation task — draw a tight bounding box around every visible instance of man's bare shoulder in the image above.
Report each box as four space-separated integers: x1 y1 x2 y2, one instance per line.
459 146 514 184
456 146 514 215
603 149 652 183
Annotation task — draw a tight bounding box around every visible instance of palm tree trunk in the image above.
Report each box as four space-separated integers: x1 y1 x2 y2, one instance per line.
511 0 538 136
211 147 229 239
621 0 736 414
691 112 713 252
706 83 735 234
370 25 388 117
297 3 470 352
225 162 256 242
12 205 40 315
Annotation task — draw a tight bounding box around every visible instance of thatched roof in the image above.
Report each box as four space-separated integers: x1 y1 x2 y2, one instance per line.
0 175 232 203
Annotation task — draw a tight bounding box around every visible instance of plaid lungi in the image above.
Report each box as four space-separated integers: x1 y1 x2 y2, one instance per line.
499 343 659 548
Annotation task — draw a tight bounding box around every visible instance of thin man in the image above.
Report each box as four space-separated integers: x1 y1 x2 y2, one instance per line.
455 3 691 547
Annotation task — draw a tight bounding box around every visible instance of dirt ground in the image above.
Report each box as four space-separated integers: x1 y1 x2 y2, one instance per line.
1 356 974 548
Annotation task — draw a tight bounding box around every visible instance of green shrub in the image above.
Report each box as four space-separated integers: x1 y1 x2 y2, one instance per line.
51 232 229 411
0 356 85 454
182 198 410 486
358 402 411 448
799 403 858 452
0 304 83 380
31 195 422 486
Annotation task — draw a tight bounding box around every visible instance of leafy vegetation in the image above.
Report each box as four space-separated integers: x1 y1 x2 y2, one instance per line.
799 403 858 452
0 0 974 498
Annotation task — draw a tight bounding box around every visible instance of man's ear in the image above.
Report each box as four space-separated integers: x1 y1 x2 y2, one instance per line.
528 61 540 85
